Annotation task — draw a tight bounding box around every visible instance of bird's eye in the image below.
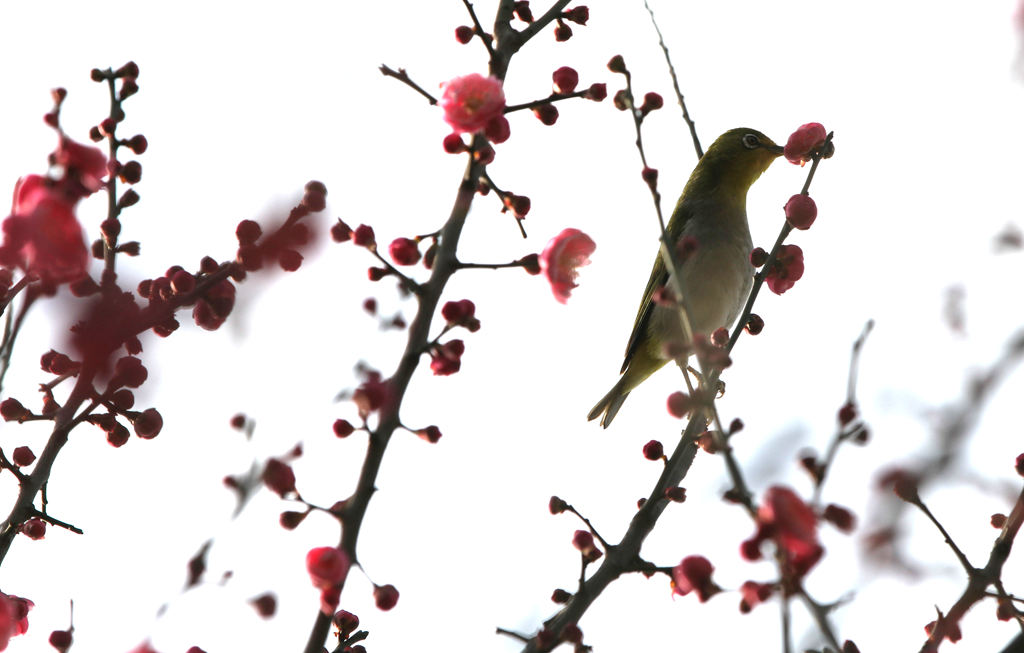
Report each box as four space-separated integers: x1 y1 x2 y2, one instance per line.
742 133 760 149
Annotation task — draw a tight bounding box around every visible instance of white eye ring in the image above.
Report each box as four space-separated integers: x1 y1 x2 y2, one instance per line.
742 133 760 149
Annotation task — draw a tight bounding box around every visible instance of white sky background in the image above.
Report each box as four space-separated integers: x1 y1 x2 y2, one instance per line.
1 1 1024 652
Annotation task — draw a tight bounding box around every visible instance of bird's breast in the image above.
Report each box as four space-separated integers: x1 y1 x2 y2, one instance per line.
651 219 753 357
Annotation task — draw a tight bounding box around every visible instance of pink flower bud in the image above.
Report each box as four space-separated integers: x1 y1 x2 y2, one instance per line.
552 66 579 94
784 194 817 230
133 407 163 438
533 103 558 125
306 547 351 590
672 555 718 601
485 116 511 143
642 440 664 460
388 238 421 266
549 496 568 514
784 122 827 165
749 247 767 267
640 92 663 114
564 6 589 24
666 391 691 418
333 419 355 437
12 446 35 467
745 313 764 335
331 219 353 243
585 83 607 101
443 133 467 154
373 584 399 611
262 458 296 497
353 224 376 248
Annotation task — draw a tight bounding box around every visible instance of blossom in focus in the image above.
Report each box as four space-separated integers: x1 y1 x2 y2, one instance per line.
0 175 89 284
784 122 827 165
440 73 506 134
539 228 595 303
764 244 804 295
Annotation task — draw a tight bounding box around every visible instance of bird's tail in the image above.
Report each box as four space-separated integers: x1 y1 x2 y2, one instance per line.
587 377 631 429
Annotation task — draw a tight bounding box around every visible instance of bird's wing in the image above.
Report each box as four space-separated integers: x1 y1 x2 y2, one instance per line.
620 203 691 374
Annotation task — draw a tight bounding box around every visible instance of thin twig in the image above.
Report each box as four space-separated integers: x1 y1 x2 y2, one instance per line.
457 260 530 271
378 65 438 105
912 495 977 577
643 0 702 159
796 587 843 651
780 590 793 653
504 89 590 112
461 0 497 59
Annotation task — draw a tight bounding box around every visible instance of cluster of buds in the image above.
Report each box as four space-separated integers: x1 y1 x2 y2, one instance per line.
235 181 327 274
81 355 163 446
751 243 805 296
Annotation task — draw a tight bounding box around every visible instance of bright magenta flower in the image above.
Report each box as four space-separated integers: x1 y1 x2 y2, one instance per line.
539 228 595 304
440 73 506 134
0 175 89 284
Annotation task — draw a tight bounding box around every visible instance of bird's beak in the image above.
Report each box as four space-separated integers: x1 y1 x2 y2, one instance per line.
764 142 784 156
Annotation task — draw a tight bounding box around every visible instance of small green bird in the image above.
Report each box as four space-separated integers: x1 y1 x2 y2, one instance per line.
588 128 783 428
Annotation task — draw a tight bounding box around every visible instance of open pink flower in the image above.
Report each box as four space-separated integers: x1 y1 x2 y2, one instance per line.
440 73 506 134
0 174 89 284
539 228 595 304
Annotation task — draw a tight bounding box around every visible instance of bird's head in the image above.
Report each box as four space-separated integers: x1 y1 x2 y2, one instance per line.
688 128 783 198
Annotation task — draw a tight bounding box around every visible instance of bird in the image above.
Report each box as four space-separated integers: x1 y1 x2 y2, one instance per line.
588 127 783 428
